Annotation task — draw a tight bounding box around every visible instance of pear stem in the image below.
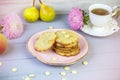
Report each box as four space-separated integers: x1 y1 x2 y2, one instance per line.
0 25 3 33
33 0 35 7
39 0 42 4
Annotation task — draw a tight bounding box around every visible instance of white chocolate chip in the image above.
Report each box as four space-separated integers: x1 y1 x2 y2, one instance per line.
61 78 66 80
24 77 30 80
0 62 3 66
71 70 78 74
65 35 70 38
52 57 58 61
49 26 54 29
61 31 66 34
12 67 17 72
45 71 51 76
82 61 88 65
64 66 70 70
60 71 66 76
29 74 35 78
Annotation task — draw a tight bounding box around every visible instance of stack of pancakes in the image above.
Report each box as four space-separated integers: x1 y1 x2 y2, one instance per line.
53 30 80 57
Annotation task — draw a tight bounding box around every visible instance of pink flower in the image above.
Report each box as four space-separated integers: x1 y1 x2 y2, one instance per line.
1 13 24 39
68 7 83 30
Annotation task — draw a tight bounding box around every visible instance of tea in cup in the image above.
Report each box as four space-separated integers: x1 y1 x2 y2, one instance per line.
89 4 114 27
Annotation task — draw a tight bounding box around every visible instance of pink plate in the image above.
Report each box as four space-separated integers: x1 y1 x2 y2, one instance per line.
27 29 88 66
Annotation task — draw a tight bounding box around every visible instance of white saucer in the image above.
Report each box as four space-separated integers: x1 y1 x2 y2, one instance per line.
81 18 119 37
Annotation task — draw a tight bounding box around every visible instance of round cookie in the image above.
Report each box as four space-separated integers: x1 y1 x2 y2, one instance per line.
54 46 80 57
55 30 78 45
34 32 56 52
53 45 79 53
54 41 78 48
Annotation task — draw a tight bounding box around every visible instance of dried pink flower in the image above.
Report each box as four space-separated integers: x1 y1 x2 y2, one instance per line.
68 7 83 30
1 13 24 39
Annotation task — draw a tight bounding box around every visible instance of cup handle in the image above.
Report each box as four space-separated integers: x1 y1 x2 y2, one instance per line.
112 5 120 17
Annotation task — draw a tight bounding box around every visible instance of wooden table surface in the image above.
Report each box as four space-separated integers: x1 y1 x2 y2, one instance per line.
0 15 120 80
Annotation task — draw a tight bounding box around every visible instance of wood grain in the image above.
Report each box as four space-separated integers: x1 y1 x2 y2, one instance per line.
0 0 119 18
0 0 32 20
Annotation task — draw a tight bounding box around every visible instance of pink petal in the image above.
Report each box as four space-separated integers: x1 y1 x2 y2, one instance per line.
1 13 24 39
68 7 83 30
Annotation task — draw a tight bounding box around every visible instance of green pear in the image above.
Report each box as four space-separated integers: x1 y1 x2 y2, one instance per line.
39 1 56 22
23 0 39 23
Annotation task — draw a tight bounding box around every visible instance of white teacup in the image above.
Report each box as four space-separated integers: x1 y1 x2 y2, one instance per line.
89 4 115 27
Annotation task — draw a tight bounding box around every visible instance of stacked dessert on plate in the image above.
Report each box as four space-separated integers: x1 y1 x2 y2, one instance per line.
34 29 80 57
53 30 80 57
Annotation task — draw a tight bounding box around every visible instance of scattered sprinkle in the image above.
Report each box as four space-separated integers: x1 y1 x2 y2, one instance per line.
60 71 66 76
82 61 88 65
64 66 70 70
61 78 66 80
71 70 78 74
0 62 3 66
24 77 30 80
65 35 70 38
45 71 51 76
52 57 58 61
12 67 17 72
29 74 35 78
49 26 54 29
